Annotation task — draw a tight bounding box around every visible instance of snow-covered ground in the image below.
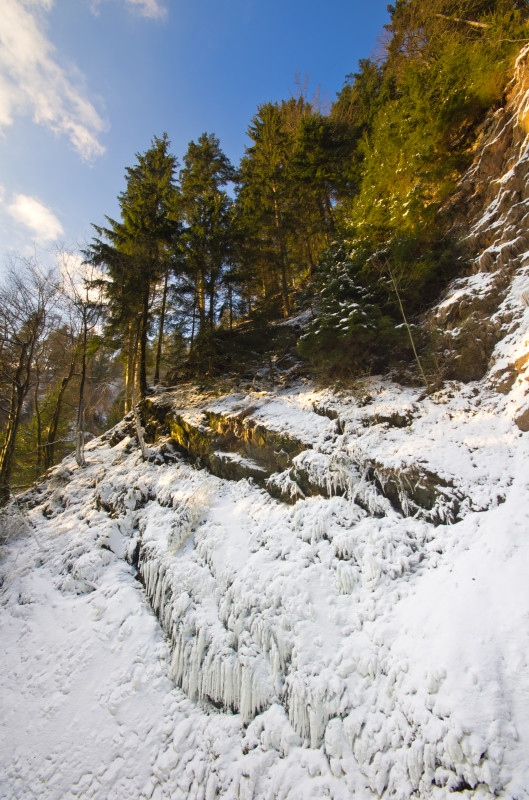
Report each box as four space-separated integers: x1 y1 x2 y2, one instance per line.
2 300 529 799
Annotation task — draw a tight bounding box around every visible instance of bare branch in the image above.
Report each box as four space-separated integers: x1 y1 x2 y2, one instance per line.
434 13 490 29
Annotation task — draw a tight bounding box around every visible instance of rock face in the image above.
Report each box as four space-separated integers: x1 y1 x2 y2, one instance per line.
450 45 529 262
431 45 529 384
140 387 471 525
515 401 529 431
143 393 306 486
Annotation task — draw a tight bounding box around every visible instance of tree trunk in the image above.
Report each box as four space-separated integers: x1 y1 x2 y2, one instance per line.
197 268 206 333
131 324 148 461
323 193 335 233
208 273 215 330
0 338 33 505
44 354 77 470
75 320 88 468
190 294 197 351
139 285 150 399
272 192 290 317
154 269 169 386
304 235 315 278
434 13 490 29
125 323 134 414
34 362 42 478
278 253 290 317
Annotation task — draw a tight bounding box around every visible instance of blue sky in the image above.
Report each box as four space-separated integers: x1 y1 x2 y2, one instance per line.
0 0 390 268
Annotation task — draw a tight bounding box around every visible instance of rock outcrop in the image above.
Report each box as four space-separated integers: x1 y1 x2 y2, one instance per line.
138 386 474 525
431 45 529 389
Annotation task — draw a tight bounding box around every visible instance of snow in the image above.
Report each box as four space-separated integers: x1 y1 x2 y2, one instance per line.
436 272 497 311
2 323 529 798
4 50 529 800
3 261 529 799
206 388 332 445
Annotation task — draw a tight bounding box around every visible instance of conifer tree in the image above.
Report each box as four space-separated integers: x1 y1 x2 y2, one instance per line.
180 133 234 345
86 134 181 402
237 103 293 317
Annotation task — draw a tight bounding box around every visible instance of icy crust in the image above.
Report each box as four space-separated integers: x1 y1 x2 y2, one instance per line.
206 390 332 446
133 457 519 796
262 379 515 521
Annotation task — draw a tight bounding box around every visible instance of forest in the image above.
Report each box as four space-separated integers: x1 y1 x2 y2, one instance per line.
1 0 528 504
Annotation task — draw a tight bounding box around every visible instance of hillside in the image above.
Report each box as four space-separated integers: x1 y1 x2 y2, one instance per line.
2 42 529 800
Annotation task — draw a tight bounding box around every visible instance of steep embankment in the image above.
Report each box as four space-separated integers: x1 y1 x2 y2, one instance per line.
2 49 529 800
432 44 529 400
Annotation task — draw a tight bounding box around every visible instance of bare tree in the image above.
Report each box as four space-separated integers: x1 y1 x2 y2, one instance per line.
40 322 78 471
57 251 104 468
0 259 58 504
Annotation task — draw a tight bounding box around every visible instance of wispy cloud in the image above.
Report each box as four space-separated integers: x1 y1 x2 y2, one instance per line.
24 0 54 10
7 193 64 243
0 0 106 160
123 0 167 19
90 0 168 20
56 248 105 302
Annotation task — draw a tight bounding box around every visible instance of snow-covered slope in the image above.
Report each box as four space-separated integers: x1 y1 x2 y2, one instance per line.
3 46 529 800
2 349 529 799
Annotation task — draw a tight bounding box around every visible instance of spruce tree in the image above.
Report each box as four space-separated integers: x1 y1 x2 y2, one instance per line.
237 103 293 317
86 134 181 402
180 133 234 349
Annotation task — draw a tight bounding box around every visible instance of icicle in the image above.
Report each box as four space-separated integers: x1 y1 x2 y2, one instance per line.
335 562 358 595
139 550 275 722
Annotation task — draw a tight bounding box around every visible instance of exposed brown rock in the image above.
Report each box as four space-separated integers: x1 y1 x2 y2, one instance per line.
428 45 529 380
515 351 529 373
490 366 518 395
515 402 529 432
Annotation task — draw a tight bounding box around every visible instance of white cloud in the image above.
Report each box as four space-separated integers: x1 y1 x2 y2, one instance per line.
0 0 106 160
7 193 64 243
24 0 54 10
56 249 84 278
56 249 105 303
90 0 167 20
124 0 167 19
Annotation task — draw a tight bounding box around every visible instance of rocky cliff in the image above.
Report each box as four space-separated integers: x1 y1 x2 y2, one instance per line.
432 44 529 409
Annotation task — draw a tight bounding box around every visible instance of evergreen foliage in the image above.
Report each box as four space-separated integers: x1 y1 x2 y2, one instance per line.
300 0 528 377
298 243 396 375
85 133 181 401
180 132 235 357
236 102 295 317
